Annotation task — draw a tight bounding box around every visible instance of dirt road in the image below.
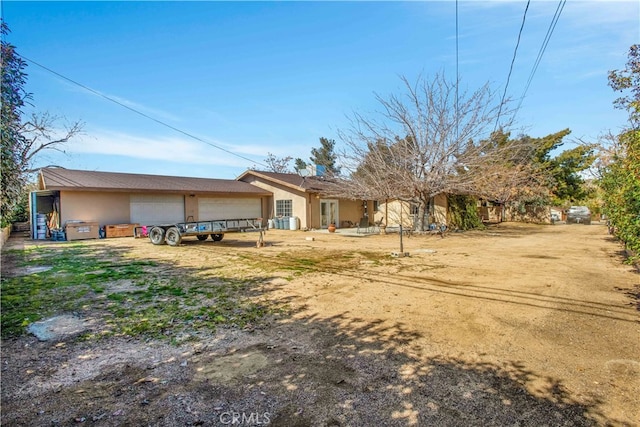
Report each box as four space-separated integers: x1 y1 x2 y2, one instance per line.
2 222 639 426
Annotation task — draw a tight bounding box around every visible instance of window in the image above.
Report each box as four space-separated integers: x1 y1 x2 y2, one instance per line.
276 199 292 217
373 200 379 212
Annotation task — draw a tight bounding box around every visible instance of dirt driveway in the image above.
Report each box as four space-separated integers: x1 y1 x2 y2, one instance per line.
1 222 639 426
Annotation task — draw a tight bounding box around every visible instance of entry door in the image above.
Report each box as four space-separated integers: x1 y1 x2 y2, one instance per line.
320 200 339 228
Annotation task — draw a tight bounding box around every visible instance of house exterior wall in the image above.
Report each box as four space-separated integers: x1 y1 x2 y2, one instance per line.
60 191 269 228
60 191 130 226
374 195 449 229
374 200 413 228
337 199 364 228
504 205 551 224
240 176 308 228
433 194 448 224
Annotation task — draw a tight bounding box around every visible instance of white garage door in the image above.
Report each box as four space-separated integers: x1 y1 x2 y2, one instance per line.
130 194 185 225
198 198 261 220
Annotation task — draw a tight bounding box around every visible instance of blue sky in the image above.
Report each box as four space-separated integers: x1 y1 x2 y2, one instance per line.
3 1 638 179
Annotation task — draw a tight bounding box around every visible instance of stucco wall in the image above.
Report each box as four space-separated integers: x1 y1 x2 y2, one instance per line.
238 174 376 230
337 199 364 228
0 225 11 249
374 200 413 228
240 176 308 228
60 191 130 226
433 194 448 224
374 196 449 228
504 205 551 224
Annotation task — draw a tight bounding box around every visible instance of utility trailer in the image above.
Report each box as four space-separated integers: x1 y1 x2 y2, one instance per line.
147 218 263 246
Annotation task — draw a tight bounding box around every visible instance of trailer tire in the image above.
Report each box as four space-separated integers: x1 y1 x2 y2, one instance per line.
211 233 224 242
149 227 166 245
196 235 208 241
165 227 182 246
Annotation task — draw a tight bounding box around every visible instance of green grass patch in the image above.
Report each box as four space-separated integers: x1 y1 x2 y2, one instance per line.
1 244 278 341
2 243 394 342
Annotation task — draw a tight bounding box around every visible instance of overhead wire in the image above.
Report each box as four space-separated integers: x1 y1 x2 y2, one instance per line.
17 53 269 168
455 0 459 141
494 0 530 132
514 0 567 117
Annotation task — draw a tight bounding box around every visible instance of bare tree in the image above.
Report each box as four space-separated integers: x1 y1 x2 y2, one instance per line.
1 22 82 222
17 112 83 173
463 129 550 207
331 73 523 231
263 152 293 173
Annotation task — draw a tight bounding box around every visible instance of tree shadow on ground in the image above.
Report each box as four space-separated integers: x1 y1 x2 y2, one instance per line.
0 236 631 427
181 311 617 427
464 223 547 238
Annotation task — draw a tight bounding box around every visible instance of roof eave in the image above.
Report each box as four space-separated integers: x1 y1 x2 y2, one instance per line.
237 170 308 192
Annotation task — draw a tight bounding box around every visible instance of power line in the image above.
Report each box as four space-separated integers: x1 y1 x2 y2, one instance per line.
515 0 567 116
495 0 530 132
455 0 459 141
17 53 268 168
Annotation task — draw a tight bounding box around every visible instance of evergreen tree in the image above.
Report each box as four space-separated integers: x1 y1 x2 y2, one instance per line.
310 137 339 175
294 158 307 172
1 21 30 224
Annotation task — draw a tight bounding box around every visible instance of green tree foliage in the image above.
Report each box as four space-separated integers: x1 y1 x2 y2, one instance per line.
294 158 307 172
550 144 596 203
609 44 640 127
309 137 340 175
1 22 82 226
484 128 595 206
600 130 640 259
601 44 640 260
447 195 483 230
1 21 30 225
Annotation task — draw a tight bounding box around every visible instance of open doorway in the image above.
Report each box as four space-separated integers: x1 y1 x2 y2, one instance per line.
29 191 60 240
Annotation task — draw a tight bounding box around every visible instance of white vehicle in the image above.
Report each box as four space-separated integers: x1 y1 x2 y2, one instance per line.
566 206 591 225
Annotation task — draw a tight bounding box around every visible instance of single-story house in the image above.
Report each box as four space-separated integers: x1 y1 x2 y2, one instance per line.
33 167 271 237
237 170 374 230
33 167 451 238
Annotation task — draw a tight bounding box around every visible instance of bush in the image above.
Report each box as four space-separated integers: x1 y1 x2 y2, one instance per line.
448 195 484 230
601 129 640 262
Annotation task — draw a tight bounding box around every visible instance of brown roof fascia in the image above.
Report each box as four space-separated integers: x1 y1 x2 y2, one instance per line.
237 170 308 192
40 168 271 196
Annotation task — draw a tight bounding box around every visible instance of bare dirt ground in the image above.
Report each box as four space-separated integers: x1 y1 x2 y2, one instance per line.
2 222 639 426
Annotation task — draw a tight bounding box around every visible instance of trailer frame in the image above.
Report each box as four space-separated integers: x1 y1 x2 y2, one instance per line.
145 218 264 246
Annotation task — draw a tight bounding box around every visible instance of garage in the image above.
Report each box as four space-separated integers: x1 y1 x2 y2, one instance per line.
36 168 272 233
198 197 261 220
130 194 185 225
